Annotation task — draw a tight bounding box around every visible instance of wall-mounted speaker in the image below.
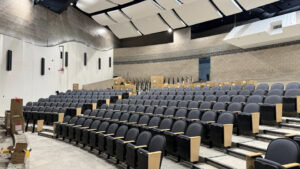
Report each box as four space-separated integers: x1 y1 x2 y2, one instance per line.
6 50 12 71
84 53 87 66
41 58 45 76
65 52 68 67
109 57 111 68
98 58 101 70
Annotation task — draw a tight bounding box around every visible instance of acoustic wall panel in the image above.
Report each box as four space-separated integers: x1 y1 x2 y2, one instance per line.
212 0 242 16
77 0 117 13
156 0 181 10
175 0 222 26
160 10 186 29
110 0 133 5
92 14 116 26
236 0 279 10
41 58 45 76
98 58 101 70
84 53 87 66
108 22 141 39
122 0 162 19
132 15 169 35
65 52 68 67
107 10 130 23
6 50 12 71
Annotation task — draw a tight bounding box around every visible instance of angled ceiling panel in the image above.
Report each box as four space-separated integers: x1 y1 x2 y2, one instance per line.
107 10 130 23
160 10 186 29
132 15 169 35
122 0 162 19
174 0 222 26
77 0 117 13
156 0 181 10
180 0 199 4
236 0 279 10
109 22 142 39
92 13 116 25
110 0 133 5
212 0 242 16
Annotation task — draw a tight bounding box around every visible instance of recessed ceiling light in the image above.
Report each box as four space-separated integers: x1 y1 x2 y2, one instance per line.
168 28 173 33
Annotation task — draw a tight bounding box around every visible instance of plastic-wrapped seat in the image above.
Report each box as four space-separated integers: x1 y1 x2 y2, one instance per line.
164 120 186 156
282 89 300 116
246 138 300 169
111 128 139 161
176 122 203 162
126 131 152 169
136 135 166 169
260 95 282 123
237 103 260 134
97 123 120 153
209 113 234 147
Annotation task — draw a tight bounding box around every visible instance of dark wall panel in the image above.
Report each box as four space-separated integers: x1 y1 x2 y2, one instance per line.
6 50 12 71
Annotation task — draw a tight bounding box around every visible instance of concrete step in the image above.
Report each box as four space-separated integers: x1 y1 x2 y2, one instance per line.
236 140 268 153
283 117 300 124
280 123 300 130
205 154 246 169
255 134 281 142
262 127 300 136
193 163 219 169
38 131 54 139
227 148 258 160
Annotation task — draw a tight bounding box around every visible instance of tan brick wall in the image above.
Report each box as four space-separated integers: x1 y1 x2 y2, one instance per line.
211 43 300 82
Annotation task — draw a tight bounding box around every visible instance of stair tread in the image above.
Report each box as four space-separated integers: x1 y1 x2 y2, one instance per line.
239 140 268 151
200 146 225 158
256 134 281 140
272 128 300 134
194 163 219 169
232 135 254 144
208 154 246 169
282 117 300 121
228 148 257 156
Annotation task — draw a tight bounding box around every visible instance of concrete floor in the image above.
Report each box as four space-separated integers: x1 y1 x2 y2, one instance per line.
25 133 189 169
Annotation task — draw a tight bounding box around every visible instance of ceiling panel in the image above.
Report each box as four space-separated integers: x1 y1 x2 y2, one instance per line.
132 15 169 35
107 10 130 23
77 0 117 13
236 0 279 10
156 0 181 10
110 0 133 5
122 0 162 19
180 0 199 4
160 10 186 29
92 13 116 25
213 0 242 16
109 22 141 39
175 0 222 26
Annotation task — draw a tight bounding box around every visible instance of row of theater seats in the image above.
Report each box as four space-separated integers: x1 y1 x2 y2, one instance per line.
146 82 300 92
64 89 132 95
55 107 228 168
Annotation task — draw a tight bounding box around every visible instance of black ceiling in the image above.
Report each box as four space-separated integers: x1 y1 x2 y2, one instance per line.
34 0 77 13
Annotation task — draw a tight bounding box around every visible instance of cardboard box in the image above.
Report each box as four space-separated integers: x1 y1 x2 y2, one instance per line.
10 99 25 134
73 83 79 90
114 77 125 86
10 143 27 164
151 76 164 85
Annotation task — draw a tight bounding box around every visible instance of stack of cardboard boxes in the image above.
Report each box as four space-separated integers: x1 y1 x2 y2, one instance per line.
113 77 136 94
151 76 164 89
10 99 25 134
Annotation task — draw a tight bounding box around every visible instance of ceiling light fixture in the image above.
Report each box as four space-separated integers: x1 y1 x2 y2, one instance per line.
168 28 173 33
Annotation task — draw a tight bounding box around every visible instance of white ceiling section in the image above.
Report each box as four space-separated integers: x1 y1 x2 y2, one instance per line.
175 0 222 26
212 0 242 16
160 10 186 29
132 15 169 35
110 0 133 5
107 10 130 23
224 11 300 48
122 0 162 19
236 0 279 10
77 0 117 13
109 22 142 39
156 0 181 10
92 13 116 26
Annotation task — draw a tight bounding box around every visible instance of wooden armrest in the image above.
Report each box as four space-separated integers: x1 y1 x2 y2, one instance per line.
81 127 89 129
96 131 105 133
219 110 226 112
74 125 82 127
203 109 211 111
148 126 158 129
128 122 137 124
111 119 118 121
138 124 147 126
205 121 215 124
119 120 127 122
232 111 241 114
88 129 96 131
282 163 300 168
67 124 75 126
113 137 124 140
160 129 170 131
246 152 263 158
104 134 114 136
173 132 184 135
123 140 135 144
134 145 147 149
285 133 298 138
189 119 200 121
176 117 186 119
